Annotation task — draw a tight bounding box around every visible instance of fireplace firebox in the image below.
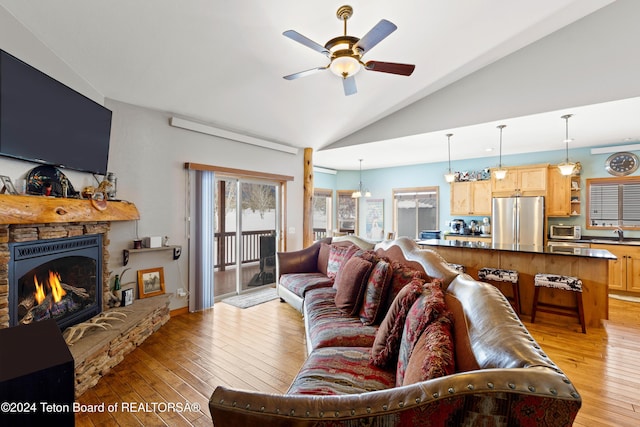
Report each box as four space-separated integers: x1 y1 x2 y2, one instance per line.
9 235 103 330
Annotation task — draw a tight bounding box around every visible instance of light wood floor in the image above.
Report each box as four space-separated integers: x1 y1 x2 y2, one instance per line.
75 296 640 426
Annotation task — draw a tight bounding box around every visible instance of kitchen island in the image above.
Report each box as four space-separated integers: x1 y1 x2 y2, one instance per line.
417 239 616 329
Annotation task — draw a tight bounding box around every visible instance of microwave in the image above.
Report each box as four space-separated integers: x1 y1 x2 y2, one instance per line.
549 224 581 240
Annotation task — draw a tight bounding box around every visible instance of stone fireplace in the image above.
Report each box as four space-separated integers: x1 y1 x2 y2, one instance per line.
9 234 103 330
0 222 111 329
0 196 173 397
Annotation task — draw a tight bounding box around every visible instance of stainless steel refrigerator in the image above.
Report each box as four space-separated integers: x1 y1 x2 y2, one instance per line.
491 196 545 247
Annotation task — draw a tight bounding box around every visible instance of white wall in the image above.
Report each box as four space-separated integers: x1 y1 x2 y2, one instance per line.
0 9 305 311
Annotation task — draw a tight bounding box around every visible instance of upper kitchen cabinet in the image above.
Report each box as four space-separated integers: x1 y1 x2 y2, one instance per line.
450 180 491 216
546 166 580 217
491 165 547 196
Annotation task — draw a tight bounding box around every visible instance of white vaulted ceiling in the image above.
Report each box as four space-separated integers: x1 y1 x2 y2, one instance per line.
1 0 639 170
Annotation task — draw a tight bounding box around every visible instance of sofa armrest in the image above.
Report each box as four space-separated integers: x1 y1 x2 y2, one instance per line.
210 367 581 427
277 238 330 276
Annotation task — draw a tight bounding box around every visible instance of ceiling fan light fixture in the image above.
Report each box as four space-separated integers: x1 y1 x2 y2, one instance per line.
330 55 361 78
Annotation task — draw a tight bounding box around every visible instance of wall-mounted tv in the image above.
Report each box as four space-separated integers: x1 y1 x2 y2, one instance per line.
0 49 112 175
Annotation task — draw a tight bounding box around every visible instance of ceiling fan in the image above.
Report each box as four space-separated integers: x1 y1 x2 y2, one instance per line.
283 5 415 96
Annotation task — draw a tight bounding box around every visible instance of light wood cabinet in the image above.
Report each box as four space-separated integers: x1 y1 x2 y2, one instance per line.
547 167 581 217
591 243 640 293
491 166 547 196
450 180 491 215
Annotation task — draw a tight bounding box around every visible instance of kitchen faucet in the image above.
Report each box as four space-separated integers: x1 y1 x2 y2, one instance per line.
614 227 624 241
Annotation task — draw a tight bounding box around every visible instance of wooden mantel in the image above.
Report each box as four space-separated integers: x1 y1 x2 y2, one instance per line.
0 194 139 224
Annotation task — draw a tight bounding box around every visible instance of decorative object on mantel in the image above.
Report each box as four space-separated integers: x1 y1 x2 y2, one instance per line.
26 165 77 197
0 175 17 194
493 124 508 180
82 179 113 211
137 267 165 299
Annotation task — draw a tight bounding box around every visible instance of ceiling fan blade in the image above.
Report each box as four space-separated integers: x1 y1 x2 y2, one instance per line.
283 66 328 80
353 19 397 54
365 61 415 76
283 30 330 57
343 76 357 96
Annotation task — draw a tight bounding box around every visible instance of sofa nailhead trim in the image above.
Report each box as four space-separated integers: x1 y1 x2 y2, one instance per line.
350 409 356 416
290 409 295 416
382 404 388 411
487 382 494 389
334 411 339 417
366 407 372 413
319 411 323 417
550 389 558 395
232 401 237 407
398 401 404 408
305 410 310 416
508 383 516 389
467 384 474 390
448 387 455 394
261 407 266 412
415 397 421 404
432 392 439 398
528 386 536 392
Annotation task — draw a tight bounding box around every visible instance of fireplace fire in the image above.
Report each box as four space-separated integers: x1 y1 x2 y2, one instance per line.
9 235 103 330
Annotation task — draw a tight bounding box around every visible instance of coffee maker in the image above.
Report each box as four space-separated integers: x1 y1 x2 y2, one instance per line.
449 219 466 234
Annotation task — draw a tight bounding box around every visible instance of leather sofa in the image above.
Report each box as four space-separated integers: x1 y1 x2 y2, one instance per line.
209 237 581 426
276 235 375 312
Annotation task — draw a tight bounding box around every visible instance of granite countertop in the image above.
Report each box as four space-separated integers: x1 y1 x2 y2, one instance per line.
416 239 617 260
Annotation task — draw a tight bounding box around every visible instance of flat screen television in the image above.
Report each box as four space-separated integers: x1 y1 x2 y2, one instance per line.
0 49 112 175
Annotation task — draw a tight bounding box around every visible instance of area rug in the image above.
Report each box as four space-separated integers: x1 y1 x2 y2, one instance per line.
222 287 279 309
609 293 640 303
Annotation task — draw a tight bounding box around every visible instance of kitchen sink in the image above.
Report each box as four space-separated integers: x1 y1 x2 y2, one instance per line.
590 239 640 246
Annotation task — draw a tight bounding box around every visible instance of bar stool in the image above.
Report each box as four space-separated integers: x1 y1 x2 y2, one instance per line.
448 263 465 273
478 267 521 315
531 273 586 333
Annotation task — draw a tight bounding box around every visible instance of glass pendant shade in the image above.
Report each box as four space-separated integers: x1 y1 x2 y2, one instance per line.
493 125 507 180
558 114 576 176
352 159 370 198
443 133 456 182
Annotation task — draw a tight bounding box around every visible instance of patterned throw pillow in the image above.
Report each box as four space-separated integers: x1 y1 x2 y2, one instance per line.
358 259 393 325
334 256 375 315
326 244 357 280
402 314 455 386
370 277 425 368
383 262 425 313
396 280 449 386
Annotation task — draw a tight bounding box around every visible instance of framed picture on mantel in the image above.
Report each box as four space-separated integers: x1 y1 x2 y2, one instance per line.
137 267 165 299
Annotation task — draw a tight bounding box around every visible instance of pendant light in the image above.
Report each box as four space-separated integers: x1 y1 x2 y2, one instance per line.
493 124 508 180
444 133 456 183
352 159 371 198
558 114 576 176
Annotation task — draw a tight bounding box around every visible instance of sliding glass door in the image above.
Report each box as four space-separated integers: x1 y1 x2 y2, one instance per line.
214 177 279 298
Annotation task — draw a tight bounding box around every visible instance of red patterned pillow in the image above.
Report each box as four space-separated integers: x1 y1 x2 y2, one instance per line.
358 259 393 325
334 256 375 315
396 281 448 386
402 314 455 386
383 262 425 313
327 244 357 280
370 277 425 368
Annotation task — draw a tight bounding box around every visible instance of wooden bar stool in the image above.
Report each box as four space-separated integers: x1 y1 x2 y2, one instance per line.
531 273 586 333
448 263 465 273
478 267 521 315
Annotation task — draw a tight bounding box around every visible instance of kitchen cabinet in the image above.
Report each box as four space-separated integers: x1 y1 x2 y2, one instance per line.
491 165 547 196
591 243 640 293
450 180 491 215
546 167 582 216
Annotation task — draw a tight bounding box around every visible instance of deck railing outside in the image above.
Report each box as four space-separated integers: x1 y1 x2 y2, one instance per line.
215 230 275 269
